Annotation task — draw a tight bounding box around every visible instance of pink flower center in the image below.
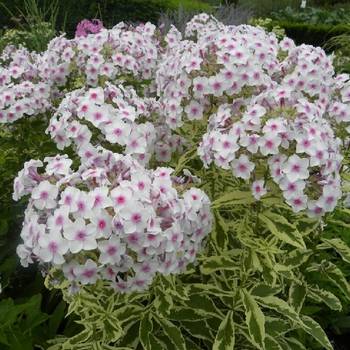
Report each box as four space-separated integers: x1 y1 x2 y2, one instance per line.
98 220 106 229
131 213 142 224
55 216 63 226
326 196 334 204
238 164 247 172
266 140 274 149
76 230 86 241
292 164 300 173
40 191 48 199
83 269 95 278
116 196 125 204
293 198 302 206
114 128 122 136
107 246 117 256
223 141 231 149
48 241 58 253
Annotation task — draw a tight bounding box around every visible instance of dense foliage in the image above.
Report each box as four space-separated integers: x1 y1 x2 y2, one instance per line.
2 10 350 350
0 0 211 37
271 6 350 26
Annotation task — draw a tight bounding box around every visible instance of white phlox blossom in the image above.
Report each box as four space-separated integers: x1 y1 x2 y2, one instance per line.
13 153 212 293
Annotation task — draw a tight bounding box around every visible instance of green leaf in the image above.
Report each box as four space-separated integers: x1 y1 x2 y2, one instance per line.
189 283 232 297
154 288 173 316
155 316 186 350
308 285 342 311
213 311 235 350
139 312 153 350
251 284 281 298
149 334 165 350
113 304 144 324
212 190 255 208
283 250 311 268
180 320 213 341
318 238 350 263
265 317 290 337
288 283 306 313
212 211 229 250
240 288 265 349
323 262 350 301
169 307 208 322
255 296 301 325
264 335 283 350
185 294 223 319
200 255 238 275
285 337 307 350
259 212 305 249
300 315 333 350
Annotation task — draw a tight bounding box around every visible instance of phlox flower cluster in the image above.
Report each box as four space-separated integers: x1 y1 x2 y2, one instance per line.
46 83 185 165
0 81 51 123
0 21 160 124
8 14 350 293
14 152 212 293
329 74 350 133
75 19 104 38
157 14 343 216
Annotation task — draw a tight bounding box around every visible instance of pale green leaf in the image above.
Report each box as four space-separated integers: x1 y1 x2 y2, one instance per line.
323 262 350 301
318 238 350 264
212 211 229 250
155 317 186 350
200 255 238 275
259 213 305 249
139 313 153 350
308 285 342 311
288 283 306 313
154 288 173 316
185 294 224 319
300 315 333 350
212 191 255 208
240 288 265 349
180 320 213 341
168 307 208 322
255 296 301 325
251 284 281 298
264 335 283 350
213 311 235 350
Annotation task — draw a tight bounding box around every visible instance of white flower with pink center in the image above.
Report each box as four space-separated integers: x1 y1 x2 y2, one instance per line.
318 185 341 212
90 187 113 210
47 206 70 230
185 100 204 120
286 193 308 212
258 135 281 156
110 187 133 208
279 178 306 200
282 155 309 182
251 180 267 200
232 155 255 180
63 218 97 253
98 236 126 264
31 180 58 210
119 202 151 234
88 210 112 238
74 259 98 285
37 230 69 264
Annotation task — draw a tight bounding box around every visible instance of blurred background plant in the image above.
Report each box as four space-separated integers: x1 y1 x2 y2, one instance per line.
0 0 59 52
325 32 350 73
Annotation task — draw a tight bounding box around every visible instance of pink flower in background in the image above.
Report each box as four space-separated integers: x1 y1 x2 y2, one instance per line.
75 19 104 38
